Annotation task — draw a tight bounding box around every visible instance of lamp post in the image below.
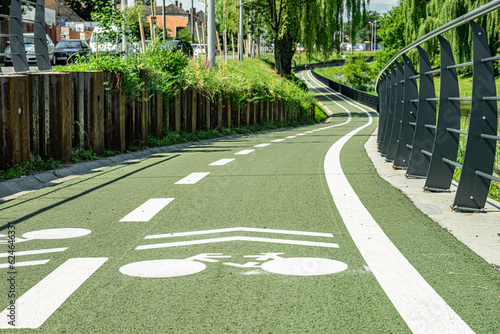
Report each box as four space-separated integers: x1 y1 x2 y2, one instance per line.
238 0 243 61
207 0 215 66
373 20 378 51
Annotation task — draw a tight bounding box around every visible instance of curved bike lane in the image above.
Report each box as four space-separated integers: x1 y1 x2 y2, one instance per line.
0 71 498 333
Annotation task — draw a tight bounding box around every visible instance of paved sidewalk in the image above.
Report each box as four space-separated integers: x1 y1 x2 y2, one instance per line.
365 130 500 268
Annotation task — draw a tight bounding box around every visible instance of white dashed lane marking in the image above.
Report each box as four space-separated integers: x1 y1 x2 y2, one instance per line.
235 150 255 155
120 198 175 222
209 159 235 166
175 172 210 184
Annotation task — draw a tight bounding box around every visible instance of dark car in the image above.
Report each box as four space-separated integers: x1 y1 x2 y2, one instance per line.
162 40 193 56
54 39 91 64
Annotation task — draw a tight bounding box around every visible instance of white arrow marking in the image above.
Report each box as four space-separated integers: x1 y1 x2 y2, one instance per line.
120 198 174 222
144 227 334 239
0 257 108 328
175 172 210 184
136 236 338 250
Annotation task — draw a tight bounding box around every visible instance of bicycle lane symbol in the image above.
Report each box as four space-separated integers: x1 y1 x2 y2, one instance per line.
119 252 348 278
119 228 349 278
0 228 107 329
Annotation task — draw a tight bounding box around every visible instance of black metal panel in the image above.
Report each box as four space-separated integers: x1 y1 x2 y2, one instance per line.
406 47 436 178
393 54 418 169
378 73 390 152
9 0 29 72
34 0 51 71
376 74 386 148
381 67 397 157
424 36 461 192
452 21 498 211
386 61 404 162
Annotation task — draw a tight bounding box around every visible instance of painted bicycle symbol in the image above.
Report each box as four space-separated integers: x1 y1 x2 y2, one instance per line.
119 252 348 278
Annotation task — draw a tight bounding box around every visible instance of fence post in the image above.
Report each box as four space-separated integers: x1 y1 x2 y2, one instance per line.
406 47 436 178
0 75 30 169
103 71 126 152
175 86 181 133
424 36 461 192
380 66 396 156
452 21 498 211
191 89 197 133
386 61 404 163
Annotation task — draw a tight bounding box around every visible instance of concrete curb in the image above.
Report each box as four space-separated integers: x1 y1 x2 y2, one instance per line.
365 129 500 268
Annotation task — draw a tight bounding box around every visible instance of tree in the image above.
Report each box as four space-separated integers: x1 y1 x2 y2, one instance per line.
251 0 369 75
65 0 108 21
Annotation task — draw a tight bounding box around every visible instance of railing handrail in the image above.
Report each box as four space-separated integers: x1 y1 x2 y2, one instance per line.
375 0 500 87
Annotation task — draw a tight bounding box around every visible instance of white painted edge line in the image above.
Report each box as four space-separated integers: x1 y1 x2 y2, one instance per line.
254 143 271 148
296 133 306 136
235 149 255 155
0 257 108 328
0 247 68 258
120 198 175 222
209 159 235 166
0 259 50 269
286 136 297 139
321 91 473 331
0 190 36 202
137 236 339 250
145 227 334 239
175 172 210 185
271 139 285 142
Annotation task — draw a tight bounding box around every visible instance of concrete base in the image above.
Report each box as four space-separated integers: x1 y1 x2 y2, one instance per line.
365 130 500 268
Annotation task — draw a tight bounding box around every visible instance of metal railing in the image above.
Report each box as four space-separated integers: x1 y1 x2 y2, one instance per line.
0 0 51 73
376 1 500 212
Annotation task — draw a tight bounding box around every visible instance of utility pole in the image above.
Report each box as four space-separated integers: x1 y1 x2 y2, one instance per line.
191 0 194 42
121 0 127 55
238 0 243 61
207 0 215 66
163 0 166 43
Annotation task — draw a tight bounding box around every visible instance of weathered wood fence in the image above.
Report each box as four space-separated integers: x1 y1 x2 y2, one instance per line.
0 71 314 169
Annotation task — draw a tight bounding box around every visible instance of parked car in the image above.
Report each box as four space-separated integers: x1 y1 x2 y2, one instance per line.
89 25 134 55
54 39 91 64
3 33 55 66
162 40 193 56
191 43 205 57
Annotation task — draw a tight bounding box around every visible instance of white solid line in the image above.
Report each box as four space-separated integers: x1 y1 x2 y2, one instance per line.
271 139 285 142
120 198 175 222
235 150 255 155
209 159 235 166
137 236 338 250
145 227 334 239
322 95 473 331
254 144 271 148
0 260 50 269
0 257 108 328
175 172 210 184
0 247 67 258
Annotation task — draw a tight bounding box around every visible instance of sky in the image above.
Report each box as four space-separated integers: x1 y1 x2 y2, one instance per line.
367 0 400 14
136 0 399 15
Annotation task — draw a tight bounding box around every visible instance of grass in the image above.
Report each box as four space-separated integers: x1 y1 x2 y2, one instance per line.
0 155 60 181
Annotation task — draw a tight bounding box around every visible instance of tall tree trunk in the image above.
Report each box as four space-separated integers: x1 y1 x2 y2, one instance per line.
274 32 296 75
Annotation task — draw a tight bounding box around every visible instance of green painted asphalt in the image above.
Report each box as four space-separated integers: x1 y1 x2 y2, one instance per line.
0 73 498 333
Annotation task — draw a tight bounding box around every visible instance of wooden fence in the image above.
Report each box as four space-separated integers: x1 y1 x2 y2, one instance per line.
0 71 314 169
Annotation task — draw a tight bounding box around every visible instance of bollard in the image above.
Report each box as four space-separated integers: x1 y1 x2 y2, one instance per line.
0 75 30 169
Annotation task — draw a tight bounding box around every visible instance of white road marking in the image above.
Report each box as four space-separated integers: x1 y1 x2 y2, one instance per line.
22 228 91 240
296 133 306 136
316 70 473 332
0 257 108 328
145 227 334 239
235 149 255 155
210 159 235 166
271 139 285 142
254 144 271 148
0 247 67 258
136 236 339 250
120 198 175 222
175 172 210 184
0 260 50 269
120 259 206 278
260 257 348 276
286 136 297 139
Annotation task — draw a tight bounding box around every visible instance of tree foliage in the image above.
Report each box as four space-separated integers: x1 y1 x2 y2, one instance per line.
377 0 500 70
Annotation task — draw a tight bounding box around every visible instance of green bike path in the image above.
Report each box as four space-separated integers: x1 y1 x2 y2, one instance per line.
0 71 498 333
